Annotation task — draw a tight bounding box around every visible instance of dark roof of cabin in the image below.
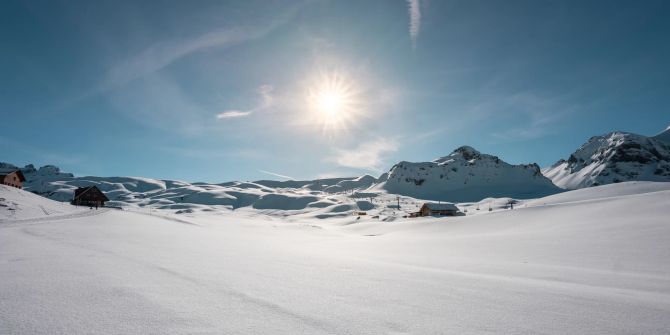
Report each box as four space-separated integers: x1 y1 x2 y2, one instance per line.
74 186 109 201
421 202 459 211
0 169 26 182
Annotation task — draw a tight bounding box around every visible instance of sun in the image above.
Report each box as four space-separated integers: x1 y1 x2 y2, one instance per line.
308 71 359 132
315 89 346 117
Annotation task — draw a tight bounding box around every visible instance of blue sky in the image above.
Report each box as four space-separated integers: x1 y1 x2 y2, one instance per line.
1 0 669 182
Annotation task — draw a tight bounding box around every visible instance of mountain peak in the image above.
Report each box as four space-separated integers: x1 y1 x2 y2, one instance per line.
452 146 481 159
432 146 484 164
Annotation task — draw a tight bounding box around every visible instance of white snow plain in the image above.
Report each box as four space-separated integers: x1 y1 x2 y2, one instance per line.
1 182 670 334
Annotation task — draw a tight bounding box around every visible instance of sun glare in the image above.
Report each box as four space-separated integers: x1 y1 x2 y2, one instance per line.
308 71 359 133
316 90 345 116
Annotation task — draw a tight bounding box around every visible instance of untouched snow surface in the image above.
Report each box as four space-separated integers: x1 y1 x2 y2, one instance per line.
1 182 670 334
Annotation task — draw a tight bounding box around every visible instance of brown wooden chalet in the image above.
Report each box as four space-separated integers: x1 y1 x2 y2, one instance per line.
417 202 460 217
72 186 109 207
0 169 26 189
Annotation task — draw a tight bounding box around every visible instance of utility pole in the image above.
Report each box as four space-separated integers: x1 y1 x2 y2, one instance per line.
397 196 400 209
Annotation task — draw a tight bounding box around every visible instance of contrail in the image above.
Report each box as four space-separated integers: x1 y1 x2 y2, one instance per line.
407 0 421 49
258 169 294 180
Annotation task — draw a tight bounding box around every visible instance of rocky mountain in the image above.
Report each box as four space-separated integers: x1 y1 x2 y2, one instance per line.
542 129 670 189
376 146 562 202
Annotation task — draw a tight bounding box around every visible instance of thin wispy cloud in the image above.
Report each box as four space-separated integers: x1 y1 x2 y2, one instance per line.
103 29 260 92
258 84 274 107
100 5 303 92
489 92 580 141
407 0 421 49
258 169 294 180
216 110 253 119
333 138 398 172
106 73 208 134
216 85 275 120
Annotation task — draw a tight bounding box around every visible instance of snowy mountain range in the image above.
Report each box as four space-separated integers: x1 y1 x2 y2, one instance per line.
542 127 670 189
3 126 669 211
1 145 562 210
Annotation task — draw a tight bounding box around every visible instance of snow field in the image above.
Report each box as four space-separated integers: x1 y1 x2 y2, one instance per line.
1 182 669 334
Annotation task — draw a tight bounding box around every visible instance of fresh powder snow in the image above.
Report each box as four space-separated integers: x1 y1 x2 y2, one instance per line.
1 182 669 334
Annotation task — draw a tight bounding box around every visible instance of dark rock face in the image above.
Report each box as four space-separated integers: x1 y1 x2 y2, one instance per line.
453 146 482 161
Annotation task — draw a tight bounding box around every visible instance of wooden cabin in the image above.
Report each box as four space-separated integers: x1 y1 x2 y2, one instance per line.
72 186 109 207
0 169 26 189
418 202 460 217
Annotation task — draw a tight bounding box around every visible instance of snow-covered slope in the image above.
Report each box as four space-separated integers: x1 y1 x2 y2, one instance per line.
0 184 88 221
2 182 669 334
543 130 670 189
378 146 562 202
